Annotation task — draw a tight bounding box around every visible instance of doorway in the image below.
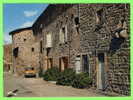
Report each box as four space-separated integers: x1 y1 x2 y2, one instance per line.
47 58 53 69
75 55 81 73
82 55 89 73
97 53 105 90
59 57 68 71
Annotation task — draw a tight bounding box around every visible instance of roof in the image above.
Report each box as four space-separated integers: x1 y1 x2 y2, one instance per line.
32 4 73 27
9 27 32 35
32 4 52 27
32 4 73 35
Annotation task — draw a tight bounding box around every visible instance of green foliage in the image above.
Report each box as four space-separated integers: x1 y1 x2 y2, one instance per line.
72 72 92 89
38 68 44 77
43 67 60 81
56 68 76 86
43 67 92 89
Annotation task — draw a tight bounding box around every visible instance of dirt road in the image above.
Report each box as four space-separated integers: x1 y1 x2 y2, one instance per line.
4 72 104 97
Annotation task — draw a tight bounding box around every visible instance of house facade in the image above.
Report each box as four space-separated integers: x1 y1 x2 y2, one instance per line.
32 4 130 95
3 44 12 72
9 27 40 75
9 4 130 95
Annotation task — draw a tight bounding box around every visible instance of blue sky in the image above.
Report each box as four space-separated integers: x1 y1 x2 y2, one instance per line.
4 4 48 44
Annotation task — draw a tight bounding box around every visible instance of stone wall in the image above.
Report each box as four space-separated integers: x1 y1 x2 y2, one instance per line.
3 44 12 72
33 5 81 71
32 4 130 95
42 5 80 70
79 4 130 95
12 29 40 75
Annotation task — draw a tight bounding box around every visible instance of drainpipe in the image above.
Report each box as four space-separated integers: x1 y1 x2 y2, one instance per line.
78 4 80 21
11 35 15 74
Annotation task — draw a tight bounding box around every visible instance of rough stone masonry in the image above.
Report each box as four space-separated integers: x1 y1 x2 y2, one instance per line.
32 4 130 95
9 27 40 75
10 4 130 96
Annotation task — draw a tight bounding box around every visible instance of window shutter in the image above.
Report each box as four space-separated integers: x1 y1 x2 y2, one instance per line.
60 29 64 43
65 25 67 42
46 33 52 47
59 29 62 43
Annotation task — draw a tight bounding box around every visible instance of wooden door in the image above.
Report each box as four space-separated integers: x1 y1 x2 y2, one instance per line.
75 56 81 73
97 53 105 90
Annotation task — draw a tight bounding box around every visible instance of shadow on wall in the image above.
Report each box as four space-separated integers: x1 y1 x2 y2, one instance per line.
109 37 125 54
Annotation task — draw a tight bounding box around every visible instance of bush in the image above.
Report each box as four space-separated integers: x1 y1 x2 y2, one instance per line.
43 67 92 89
72 72 92 89
43 67 60 81
38 68 44 77
56 68 76 86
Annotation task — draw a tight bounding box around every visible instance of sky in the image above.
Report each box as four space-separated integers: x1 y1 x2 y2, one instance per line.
4 4 49 44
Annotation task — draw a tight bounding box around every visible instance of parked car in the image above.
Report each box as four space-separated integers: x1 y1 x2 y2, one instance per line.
24 67 36 78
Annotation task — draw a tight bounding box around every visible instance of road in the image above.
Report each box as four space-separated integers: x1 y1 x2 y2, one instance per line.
4 72 104 97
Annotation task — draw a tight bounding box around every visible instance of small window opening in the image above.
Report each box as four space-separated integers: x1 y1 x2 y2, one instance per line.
46 33 52 48
13 47 19 58
46 48 51 56
98 53 104 63
40 41 43 53
47 58 53 69
40 24 43 29
62 27 65 34
74 17 80 34
96 9 104 24
31 48 34 52
82 55 89 73
71 14 74 19
60 26 67 43
95 9 104 31
74 17 79 25
24 38 26 41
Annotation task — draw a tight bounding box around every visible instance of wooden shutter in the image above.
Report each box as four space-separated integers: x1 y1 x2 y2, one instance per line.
46 33 52 47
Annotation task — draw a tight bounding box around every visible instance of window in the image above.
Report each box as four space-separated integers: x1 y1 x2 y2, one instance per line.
31 68 34 70
46 33 52 48
75 55 81 73
74 17 79 25
40 24 43 29
24 38 26 41
95 9 104 31
96 9 104 25
46 48 51 56
31 48 34 52
62 27 65 34
82 55 89 73
13 47 19 58
97 53 105 89
59 25 67 43
71 14 74 19
47 58 53 69
74 17 80 33
59 57 68 71
40 41 43 53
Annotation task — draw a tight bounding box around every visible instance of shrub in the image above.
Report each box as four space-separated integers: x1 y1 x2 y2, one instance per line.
38 68 44 77
43 67 60 81
72 72 92 89
56 68 76 86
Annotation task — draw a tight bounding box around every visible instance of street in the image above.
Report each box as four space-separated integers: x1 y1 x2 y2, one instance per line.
4 72 104 97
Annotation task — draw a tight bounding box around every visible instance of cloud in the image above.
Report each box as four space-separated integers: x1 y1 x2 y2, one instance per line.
4 20 34 44
24 10 38 17
20 21 34 28
4 33 12 44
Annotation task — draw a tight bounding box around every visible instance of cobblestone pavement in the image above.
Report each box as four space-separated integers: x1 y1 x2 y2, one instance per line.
4 72 105 97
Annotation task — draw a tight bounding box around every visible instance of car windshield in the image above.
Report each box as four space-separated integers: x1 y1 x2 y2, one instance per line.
25 67 34 71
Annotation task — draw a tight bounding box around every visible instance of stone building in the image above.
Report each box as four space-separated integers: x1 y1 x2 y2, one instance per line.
32 4 130 95
3 44 12 72
9 27 40 75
